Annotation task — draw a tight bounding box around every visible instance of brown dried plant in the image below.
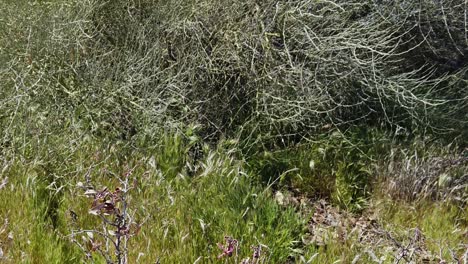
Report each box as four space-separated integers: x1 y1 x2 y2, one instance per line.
69 168 144 264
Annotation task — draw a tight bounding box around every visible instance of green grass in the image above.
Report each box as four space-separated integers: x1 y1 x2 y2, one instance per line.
0 163 81 263
1 137 465 263
0 138 305 263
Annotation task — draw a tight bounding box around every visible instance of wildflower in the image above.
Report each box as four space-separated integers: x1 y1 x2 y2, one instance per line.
217 236 238 259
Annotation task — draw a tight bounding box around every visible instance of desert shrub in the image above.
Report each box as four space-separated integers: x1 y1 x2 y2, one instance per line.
3 0 465 151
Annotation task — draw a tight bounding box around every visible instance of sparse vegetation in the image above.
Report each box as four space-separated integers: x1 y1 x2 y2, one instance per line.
0 0 466 263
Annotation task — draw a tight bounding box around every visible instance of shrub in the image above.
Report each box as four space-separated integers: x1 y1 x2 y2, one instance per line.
2 0 466 153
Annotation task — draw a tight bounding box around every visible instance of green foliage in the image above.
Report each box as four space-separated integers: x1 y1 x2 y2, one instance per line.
3 0 466 151
0 163 81 264
0 0 466 262
247 128 388 210
0 137 305 262
333 161 371 211
155 133 188 179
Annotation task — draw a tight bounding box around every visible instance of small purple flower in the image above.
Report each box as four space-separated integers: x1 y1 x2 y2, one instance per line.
217 236 238 259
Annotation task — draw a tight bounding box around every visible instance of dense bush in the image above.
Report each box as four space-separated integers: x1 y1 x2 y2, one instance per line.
1 0 466 151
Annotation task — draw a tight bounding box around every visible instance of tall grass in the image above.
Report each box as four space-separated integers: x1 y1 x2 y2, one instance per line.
0 136 305 263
